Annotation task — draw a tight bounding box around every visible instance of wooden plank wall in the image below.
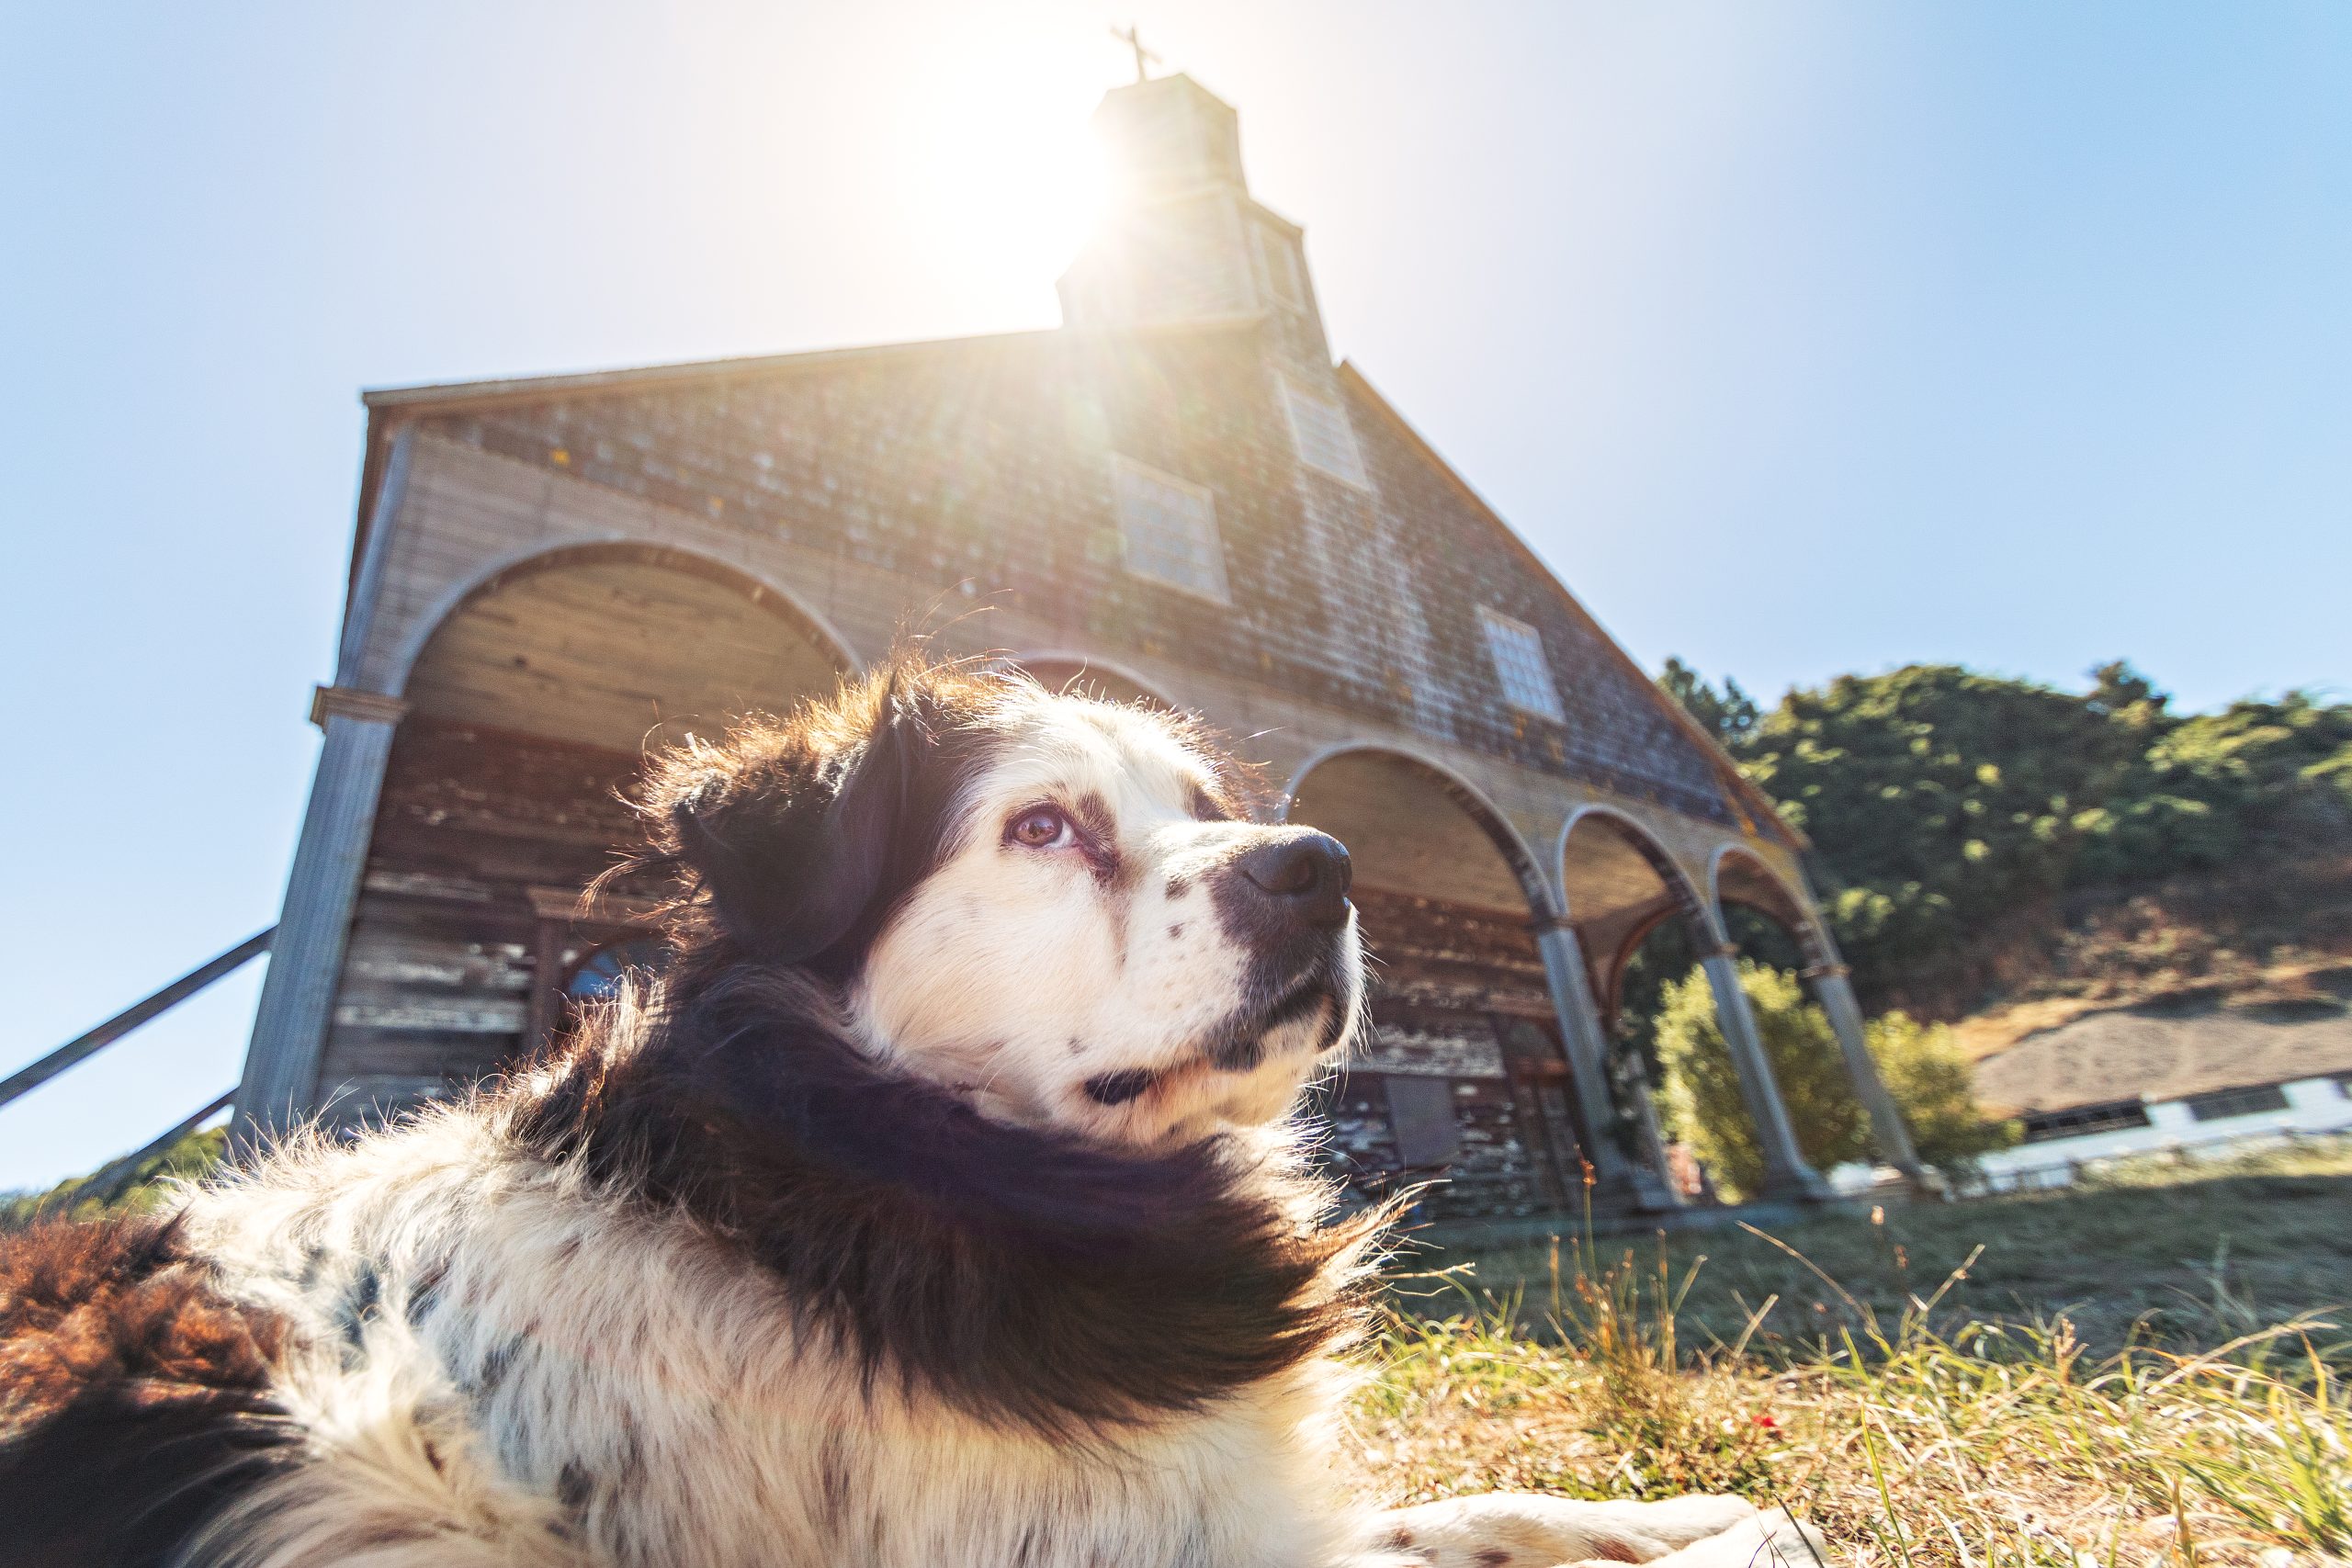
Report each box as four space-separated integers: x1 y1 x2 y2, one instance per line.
315 718 653 1128
1320 889 1599 1223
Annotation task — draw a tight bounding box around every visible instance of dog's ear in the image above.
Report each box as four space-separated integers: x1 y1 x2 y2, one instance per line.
667 676 937 967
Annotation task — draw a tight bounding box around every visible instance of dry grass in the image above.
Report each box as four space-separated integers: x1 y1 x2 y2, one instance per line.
1346 1140 2352 1567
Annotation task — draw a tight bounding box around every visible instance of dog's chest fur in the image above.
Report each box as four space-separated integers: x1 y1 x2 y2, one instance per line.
176 1112 1353 1568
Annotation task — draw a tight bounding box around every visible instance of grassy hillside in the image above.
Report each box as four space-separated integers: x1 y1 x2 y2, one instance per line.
0 1122 227 1226
1661 660 2352 1024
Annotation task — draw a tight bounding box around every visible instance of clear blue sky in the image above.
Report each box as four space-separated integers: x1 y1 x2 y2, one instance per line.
4 2 2346 1191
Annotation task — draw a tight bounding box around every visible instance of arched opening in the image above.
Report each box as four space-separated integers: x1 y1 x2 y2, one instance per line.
400 543 855 749
1557 810 1738 1202
1710 846 1874 1185
1283 748 1590 1221
1003 653 1178 712
1711 847 1831 971
315 546 855 1129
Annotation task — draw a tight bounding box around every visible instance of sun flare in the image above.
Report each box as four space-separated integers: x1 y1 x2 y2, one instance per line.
886 41 1116 306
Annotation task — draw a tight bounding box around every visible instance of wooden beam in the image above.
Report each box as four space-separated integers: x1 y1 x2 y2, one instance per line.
236 698 408 1145
524 885 668 926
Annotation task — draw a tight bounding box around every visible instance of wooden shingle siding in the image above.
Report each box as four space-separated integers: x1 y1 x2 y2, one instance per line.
402 321 1742 820
1351 891 1554 1020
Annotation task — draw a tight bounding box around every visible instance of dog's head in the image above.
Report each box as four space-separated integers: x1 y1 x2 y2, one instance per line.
638 659 1362 1148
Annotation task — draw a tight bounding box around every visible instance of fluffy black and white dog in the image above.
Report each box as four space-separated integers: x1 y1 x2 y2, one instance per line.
0 660 1826 1568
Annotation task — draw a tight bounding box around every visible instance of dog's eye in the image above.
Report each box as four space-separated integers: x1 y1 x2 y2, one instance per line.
1007 807 1076 850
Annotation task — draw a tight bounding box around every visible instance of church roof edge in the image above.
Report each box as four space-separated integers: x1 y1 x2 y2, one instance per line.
1336 362 1806 851
360 328 1056 414
359 313 1271 415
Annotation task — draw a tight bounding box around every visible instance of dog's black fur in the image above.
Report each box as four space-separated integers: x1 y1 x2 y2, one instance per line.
508 659 1376 1433
0 658 1385 1563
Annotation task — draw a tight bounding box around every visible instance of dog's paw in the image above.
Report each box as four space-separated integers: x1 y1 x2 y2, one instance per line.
1613 1506 1833 1568
1360 1492 1773 1567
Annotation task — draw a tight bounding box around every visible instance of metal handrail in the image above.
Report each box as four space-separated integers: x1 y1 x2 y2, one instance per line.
0 929 274 1113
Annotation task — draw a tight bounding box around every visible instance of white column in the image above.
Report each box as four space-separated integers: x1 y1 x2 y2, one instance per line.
1532 916 1679 1209
1807 963 1931 1187
1699 945 1830 1201
232 686 408 1145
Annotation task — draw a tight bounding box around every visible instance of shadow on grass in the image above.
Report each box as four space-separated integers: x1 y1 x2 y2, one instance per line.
1398 1155 2352 1360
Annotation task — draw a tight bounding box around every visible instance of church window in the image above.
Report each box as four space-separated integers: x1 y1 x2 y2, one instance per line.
1113 457 1228 601
1280 379 1370 489
1256 226 1306 310
1480 608 1565 721
1384 1074 1461 1166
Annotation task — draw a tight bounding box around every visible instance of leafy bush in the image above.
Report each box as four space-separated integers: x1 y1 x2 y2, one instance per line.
1862 1010 2020 1172
1651 960 2013 1200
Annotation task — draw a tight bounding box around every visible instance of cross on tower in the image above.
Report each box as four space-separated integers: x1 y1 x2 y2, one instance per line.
1110 23 1159 85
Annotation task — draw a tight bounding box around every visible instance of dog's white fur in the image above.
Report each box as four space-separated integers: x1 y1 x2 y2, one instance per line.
856 696 1345 1145
164 685 1826 1568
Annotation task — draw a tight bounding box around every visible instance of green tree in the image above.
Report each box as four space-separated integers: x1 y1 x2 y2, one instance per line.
1730 664 2352 995
1658 657 1761 751
2084 659 2172 727
2075 692 2352 880
1647 655 2352 1015
1652 960 2014 1200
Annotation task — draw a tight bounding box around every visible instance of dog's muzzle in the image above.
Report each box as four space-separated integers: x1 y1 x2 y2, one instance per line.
1230 830 1351 930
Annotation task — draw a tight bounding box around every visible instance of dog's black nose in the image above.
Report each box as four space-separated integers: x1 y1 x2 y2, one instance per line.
1235 831 1352 927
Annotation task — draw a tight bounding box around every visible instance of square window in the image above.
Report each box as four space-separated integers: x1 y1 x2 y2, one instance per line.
1480 608 1566 722
1385 1074 1461 1167
1280 378 1369 489
1113 457 1227 601
1256 226 1305 310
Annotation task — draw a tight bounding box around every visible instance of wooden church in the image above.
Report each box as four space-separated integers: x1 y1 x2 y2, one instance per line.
237 73 1925 1223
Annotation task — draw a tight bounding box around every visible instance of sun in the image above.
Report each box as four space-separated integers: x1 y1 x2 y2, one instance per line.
886 38 1116 310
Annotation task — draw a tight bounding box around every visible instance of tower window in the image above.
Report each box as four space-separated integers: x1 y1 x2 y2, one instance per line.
1280 379 1369 489
1256 226 1306 310
1113 457 1228 601
1480 608 1566 721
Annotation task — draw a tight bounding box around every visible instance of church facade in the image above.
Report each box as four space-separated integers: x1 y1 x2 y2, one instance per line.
237 75 1924 1222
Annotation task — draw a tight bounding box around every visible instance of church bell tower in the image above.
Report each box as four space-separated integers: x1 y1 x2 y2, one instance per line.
1057 73 1329 364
